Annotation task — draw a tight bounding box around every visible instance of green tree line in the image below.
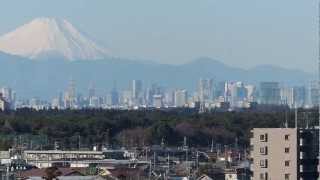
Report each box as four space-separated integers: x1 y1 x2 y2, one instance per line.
0 108 316 150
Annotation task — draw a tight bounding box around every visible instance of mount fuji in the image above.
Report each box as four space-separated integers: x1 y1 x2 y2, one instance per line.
0 17 109 61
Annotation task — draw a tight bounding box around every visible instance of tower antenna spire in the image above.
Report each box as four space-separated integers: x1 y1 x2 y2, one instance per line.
295 103 298 128
317 0 320 169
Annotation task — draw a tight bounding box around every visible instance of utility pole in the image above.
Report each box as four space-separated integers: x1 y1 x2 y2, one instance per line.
210 138 214 152
78 135 81 150
318 0 320 175
153 152 156 170
167 153 170 174
196 151 199 174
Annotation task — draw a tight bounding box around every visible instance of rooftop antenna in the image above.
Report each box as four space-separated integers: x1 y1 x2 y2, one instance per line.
318 0 320 170
210 138 214 153
295 103 298 128
284 110 288 128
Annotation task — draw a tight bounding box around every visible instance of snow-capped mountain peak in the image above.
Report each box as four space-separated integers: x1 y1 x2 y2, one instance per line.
0 17 109 61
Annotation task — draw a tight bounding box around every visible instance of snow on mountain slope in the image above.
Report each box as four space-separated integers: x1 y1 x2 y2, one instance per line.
0 17 109 61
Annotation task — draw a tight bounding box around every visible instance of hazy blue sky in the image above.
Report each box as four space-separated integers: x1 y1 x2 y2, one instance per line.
0 0 318 73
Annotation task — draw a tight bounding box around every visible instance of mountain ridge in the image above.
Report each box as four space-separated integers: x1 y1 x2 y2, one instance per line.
0 51 314 99
0 16 313 98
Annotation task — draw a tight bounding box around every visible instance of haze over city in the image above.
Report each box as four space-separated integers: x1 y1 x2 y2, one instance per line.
0 0 318 73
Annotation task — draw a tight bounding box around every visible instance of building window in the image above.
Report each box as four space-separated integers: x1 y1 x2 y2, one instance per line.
285 173 290 180
260 173 268 180
260 147 264 154
285 147 290 153
260 159 268 168
285 160 290 167
260 146 268 155
260 133 268 142
260 160 264 167
285 134 290 140
260 173 264 180
250 132 254 138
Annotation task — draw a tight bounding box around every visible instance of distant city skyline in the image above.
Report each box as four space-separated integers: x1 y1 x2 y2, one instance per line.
0 0 318 73
2 78 319 111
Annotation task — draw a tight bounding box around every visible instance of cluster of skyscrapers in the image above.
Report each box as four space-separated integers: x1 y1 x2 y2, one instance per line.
1 79 319 111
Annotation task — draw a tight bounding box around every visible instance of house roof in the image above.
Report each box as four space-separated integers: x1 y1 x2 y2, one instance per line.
108 167 144 178
18 167 86 178
197 175 213 180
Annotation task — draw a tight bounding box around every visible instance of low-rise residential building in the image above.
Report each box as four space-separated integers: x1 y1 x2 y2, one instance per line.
224 168 250 180
23 150 104 168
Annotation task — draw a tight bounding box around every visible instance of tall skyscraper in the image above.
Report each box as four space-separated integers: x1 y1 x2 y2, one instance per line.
132 80 142 99
164 89 175 107
153 94 163 108
0 93 9 111
259 82 281 105
88 83 96 100
146 83 162 106
110 88 119 106
228 82 248 108
131 80 143 105
121 90 133 107
1 87 12 103
292 86 306 108
306 81 319 108
64 78 77 109
245 85 257 102
280 87 294 108
215 81 227 99
198 78 214 102
174 89 188 107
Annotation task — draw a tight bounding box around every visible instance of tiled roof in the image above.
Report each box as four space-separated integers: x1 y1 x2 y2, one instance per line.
18 167 86 178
